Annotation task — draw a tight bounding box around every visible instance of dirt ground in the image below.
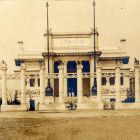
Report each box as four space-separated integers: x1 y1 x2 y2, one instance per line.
0 110 140 140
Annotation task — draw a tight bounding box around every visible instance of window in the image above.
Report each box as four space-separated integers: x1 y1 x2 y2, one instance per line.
38 79 40 87
82 61 90 72
109 77 115 85
54 61 59 73
120 77 123 85
102 77 106 85
67 61 77 73
30 79 35 87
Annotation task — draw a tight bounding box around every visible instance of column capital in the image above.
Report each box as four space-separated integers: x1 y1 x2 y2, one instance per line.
26 78 30 81
63 61 68 65
58 64 64 69
97 67 102 73
77 61 83 69
97 61 102 68
35 74 38 79
77 64 83 69
0 60 7 71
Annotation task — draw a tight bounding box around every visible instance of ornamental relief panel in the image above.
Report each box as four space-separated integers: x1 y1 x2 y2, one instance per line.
53 38 91 48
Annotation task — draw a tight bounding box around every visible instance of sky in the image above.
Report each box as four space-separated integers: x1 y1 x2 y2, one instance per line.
0 0 140 73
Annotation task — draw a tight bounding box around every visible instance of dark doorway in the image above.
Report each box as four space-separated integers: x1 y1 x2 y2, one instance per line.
67 78 77 96
83 78 90 97
29 99 35 111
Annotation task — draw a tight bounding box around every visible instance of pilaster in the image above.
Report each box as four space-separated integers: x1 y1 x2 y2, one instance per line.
135 64 140 102
58 64 64 104
0 61 7 105
77 62 83 103
20 63 26 105
115 61 121 103
90 57 94 91
96 62 102 102
64 61 68 97
39 65 45 104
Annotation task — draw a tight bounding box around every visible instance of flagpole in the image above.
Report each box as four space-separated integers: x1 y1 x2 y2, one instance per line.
42 2 53 96
91 1 102 95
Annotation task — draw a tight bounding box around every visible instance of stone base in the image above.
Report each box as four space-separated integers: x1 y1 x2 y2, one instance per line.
1 104 27 112
77 102 103 110
39 103 66 112
115 102 140 110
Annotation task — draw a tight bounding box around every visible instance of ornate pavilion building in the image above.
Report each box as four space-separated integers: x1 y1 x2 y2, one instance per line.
1 29 138 111
0 2 140 111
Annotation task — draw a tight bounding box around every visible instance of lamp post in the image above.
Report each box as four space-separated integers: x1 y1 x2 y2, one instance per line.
91 1 102 95
42 2 53 96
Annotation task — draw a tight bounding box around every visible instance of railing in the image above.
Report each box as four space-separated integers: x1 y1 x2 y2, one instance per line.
101 86 128 95
0 71 135 80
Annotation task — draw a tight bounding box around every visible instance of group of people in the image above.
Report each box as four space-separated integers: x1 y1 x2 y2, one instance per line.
68 88 77 110
68 88 76 97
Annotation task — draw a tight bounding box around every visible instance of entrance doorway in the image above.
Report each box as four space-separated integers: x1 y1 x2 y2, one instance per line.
29 99 35 111
67 78 77 96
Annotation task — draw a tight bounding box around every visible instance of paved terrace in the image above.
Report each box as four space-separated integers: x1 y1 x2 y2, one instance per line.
0 110 140 118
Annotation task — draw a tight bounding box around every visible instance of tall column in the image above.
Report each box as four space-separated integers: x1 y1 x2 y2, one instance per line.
97 63 102 102
20 63 26 105
26 77 30 90
135 65 140 102
0 61 7 105
40 66 45 104
124 73 129 89
106 76 110 88
58 64 64 104
77 62 83 103
115 62 121 103
64 61 68 97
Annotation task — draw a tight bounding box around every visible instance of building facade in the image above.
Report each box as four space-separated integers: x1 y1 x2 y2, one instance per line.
0 28 139 112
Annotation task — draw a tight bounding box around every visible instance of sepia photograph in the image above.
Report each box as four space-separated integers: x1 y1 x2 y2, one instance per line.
0 0 140 139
